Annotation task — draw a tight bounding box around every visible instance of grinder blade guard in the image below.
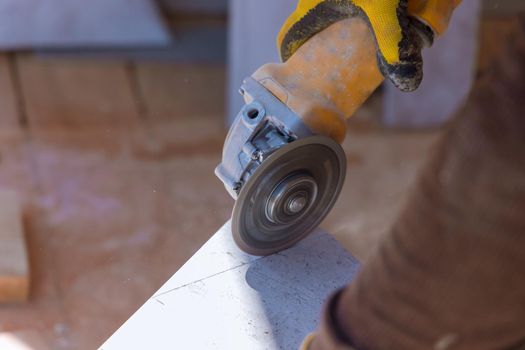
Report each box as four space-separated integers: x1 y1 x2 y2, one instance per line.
215 78 346 256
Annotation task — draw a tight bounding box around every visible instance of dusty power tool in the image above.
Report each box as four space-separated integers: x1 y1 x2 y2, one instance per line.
216 17 386 256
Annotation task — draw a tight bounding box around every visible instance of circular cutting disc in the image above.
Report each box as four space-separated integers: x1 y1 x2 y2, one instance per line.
232 136 346 256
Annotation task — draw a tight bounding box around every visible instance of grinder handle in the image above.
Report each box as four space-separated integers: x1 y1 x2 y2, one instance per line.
251 17 384 143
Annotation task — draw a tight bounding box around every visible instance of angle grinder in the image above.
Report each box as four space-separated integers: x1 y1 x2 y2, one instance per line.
216 18 384 255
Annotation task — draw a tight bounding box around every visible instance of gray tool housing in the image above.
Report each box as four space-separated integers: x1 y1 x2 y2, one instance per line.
215 77 312 199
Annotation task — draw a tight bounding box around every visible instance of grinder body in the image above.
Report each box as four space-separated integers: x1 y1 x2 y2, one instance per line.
253 17 384 143
216 17 383 255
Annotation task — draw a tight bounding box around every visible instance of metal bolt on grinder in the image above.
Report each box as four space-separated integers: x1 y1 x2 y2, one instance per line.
216 18 385 255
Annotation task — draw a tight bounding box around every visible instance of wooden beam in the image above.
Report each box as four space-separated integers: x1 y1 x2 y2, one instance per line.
16 55 140 133
0 55 22 133
0 191 29 303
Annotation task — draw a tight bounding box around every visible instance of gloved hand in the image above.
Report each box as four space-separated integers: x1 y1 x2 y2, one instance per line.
278 0 461 92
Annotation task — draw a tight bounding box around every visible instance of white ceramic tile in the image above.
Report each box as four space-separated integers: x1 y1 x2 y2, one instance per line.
153 221 260 297
100 222 359 350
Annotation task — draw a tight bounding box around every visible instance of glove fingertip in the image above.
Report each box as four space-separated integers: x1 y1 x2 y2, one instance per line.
378 54 423 92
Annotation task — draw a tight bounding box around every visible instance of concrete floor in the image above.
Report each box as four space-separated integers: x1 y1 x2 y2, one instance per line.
0 56 233 349
0 54 437 349
0 55 440 350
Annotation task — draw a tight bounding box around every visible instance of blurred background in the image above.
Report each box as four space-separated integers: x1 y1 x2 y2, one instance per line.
0 0 522 349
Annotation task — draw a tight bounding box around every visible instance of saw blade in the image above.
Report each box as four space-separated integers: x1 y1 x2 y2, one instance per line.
232 136 346 256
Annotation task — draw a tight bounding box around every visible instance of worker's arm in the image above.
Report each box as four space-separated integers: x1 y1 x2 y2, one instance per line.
296 8 525 350
279 0 461 92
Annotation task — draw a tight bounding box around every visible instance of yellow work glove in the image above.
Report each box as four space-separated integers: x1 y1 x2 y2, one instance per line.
278 0 461 92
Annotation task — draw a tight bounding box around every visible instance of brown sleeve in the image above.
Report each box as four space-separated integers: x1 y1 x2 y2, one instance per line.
326 14 525 350
306 290 357 350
